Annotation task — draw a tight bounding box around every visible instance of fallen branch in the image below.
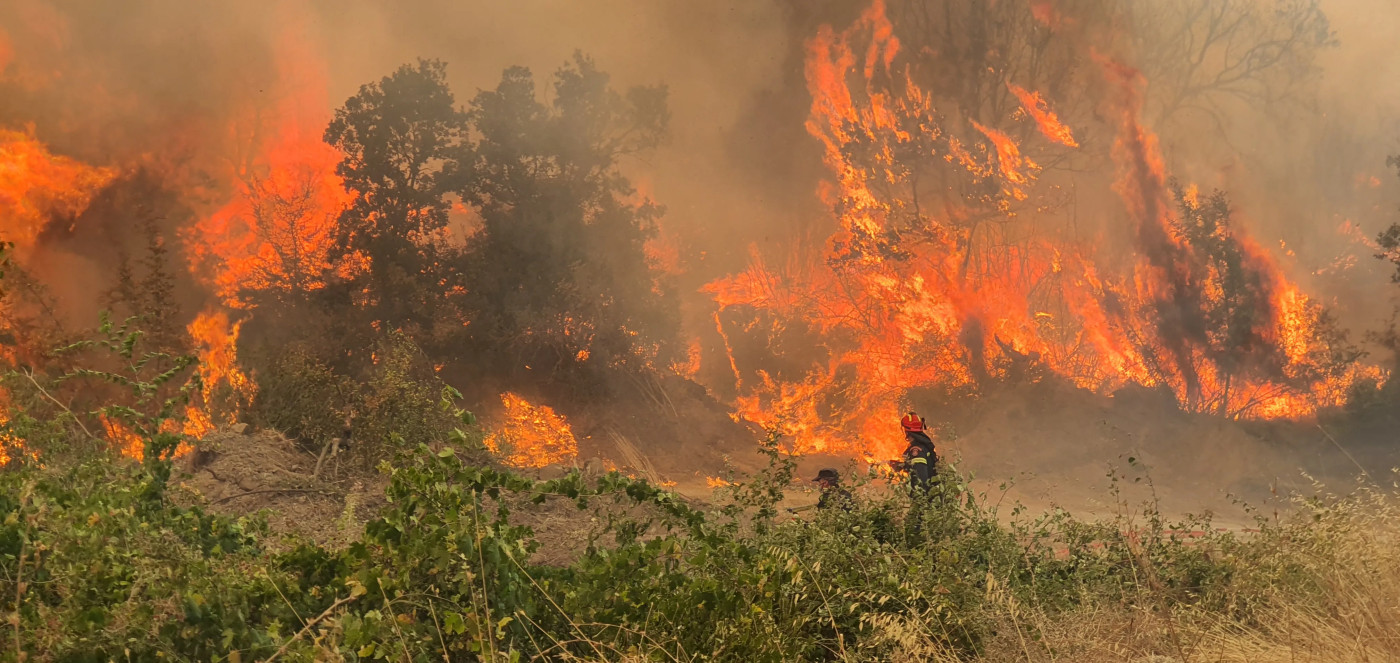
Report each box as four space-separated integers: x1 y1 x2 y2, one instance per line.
211 488 331 505
313 437 345 481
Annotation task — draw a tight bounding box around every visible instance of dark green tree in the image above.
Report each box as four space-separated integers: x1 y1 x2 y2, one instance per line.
137 216 182 351
1366 156 1400 409
324 58 468 342
456 53 677 389
1170 181 1280 412
1165 182 1360 416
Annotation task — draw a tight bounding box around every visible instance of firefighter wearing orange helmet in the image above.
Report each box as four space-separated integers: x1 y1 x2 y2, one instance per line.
890 410 940 541
890 411 937 489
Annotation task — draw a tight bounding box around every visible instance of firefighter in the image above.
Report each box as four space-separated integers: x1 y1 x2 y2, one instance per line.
890 412 937 490
889 411 939 541
813 468 854 512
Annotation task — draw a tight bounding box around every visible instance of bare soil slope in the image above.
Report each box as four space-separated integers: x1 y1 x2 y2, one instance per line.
173 429 384 548
178 377 1393 548
920 382 1379 521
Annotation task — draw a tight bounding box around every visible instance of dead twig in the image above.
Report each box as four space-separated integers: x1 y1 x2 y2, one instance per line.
20 368 99 443
1318 424 1373 484
261 593 357 663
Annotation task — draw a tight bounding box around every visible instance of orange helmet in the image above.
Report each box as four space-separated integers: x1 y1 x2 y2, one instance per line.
900 412 924 432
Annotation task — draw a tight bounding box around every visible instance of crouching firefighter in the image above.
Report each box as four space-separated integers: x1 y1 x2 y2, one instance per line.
889 412 939 539
813 468 854 512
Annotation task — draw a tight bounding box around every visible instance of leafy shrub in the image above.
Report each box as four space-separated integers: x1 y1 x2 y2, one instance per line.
248 331 473 469
0 460 320 660
248 343 356 450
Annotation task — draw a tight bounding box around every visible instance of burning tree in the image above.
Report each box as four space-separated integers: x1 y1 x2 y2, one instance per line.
194 53 682 461
705 0 1368 459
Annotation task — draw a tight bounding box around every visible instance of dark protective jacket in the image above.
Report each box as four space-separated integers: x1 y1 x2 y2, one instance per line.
900 430 937 489
817 486 854 512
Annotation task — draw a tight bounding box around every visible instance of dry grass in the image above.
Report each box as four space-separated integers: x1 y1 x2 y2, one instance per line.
890 484 1400 663
542 484 1400 663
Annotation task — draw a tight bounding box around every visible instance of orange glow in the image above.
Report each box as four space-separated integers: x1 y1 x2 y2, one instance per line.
181 406 215 439
0 127 116 257
184 31 349 308
0 28 12 76
671 338 702 379
971 119 1037 199
99 413 143 460
645 229 684 278
1029 1 1063 29
485 393 579 468
1007 82 1078 148
0 391 24 467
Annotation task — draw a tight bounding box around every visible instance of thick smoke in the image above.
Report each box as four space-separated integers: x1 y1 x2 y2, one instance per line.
0 0 798 323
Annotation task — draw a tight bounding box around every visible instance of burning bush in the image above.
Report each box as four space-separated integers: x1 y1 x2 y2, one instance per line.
484 392 579 468
203 54 682 421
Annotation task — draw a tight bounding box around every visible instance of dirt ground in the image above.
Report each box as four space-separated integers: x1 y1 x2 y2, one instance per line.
171 428 385 549
173 427 703 565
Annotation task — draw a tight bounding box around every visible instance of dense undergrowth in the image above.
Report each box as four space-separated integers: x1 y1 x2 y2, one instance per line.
1 427 1398 661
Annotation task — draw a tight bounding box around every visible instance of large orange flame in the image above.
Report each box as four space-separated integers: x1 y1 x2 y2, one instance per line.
184 30 347 308
704 0 1366 460
186 308 254 434
0 127 116 257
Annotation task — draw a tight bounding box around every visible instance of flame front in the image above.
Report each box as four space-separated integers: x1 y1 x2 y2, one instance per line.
1007 83 1078 148
186 309 255 435
704 0 1367 460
